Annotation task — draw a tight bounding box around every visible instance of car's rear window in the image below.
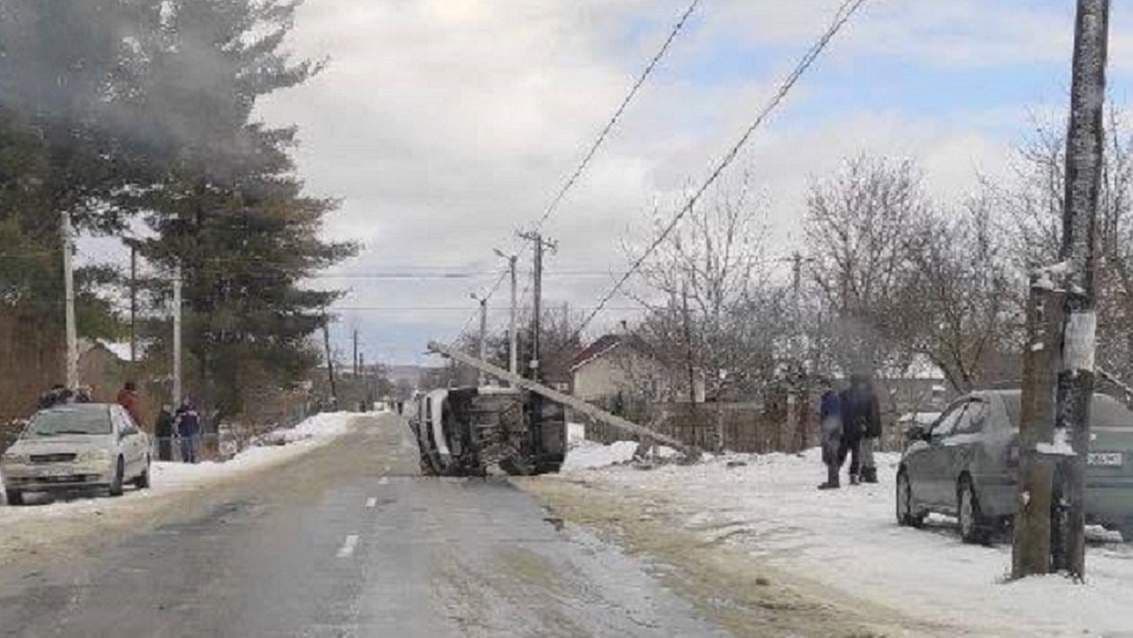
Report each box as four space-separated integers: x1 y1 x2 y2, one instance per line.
27 406 111 437
997 392 1133 429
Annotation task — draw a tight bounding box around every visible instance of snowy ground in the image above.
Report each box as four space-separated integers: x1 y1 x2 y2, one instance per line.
559 442 1133 637
0 411 357 515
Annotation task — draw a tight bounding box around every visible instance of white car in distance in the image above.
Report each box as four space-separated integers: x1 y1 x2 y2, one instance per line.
1 403 151 505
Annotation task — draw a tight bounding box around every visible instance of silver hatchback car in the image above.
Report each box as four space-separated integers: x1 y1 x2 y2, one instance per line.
896 390 1133 543
1 403 151 505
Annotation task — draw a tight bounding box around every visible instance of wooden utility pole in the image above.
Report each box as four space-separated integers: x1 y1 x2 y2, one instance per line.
61 212 78 390
322 311 338 405
1054 0 1108 579
172 263 182 406
352 329 359 377
129 244 137 366
1013 280 1064 578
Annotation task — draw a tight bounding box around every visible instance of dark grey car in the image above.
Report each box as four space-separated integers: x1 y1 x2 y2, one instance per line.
896 390 1133 543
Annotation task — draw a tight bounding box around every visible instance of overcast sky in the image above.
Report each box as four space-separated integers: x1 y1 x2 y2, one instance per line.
234 0 1133 366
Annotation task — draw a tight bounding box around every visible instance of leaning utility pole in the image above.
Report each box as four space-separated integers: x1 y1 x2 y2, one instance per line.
172 263 183 406
61 212 78 390
1053 0 1109 579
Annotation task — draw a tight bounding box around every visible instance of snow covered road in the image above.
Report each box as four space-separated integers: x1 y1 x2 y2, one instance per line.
528 443 1133 637
0 411 358 564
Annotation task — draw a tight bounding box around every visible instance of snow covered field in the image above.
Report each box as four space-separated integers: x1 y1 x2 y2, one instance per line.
0 412 357 515
562 443 1133 637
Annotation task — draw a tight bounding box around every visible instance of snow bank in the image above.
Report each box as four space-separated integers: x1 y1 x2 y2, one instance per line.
569 447 1133 637
251 411 355 446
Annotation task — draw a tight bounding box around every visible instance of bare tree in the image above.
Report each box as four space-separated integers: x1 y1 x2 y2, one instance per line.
988 107 1133 386
904 196 1019 391
622 172 780 450
803 154 929 378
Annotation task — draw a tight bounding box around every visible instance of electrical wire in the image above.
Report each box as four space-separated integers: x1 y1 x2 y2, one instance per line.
532 0 701 232
564 0 868 347
444 0 702 342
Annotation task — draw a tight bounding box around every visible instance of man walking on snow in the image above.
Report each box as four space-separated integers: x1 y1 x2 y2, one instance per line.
840 373 881 485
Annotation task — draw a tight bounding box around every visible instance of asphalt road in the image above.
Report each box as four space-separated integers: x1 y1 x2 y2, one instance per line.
0 414 728 637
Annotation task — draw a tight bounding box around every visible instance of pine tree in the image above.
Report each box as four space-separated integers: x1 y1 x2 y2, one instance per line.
133 0 355 420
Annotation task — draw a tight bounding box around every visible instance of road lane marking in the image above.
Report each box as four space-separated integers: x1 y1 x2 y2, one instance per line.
365 497 377 508
378 477 390 486
337 534 359 558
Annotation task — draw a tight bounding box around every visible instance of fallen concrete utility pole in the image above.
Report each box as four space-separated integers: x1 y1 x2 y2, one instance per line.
427 341 700 459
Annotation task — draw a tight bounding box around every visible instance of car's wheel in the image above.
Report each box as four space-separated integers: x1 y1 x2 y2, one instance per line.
108 457 125 497
896 469 924 528
134 457 151 489
958 475 988 544
1120 525 1133 544
4 489 24 506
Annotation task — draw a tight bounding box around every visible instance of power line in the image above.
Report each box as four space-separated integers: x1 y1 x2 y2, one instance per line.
532 0 701 232
566 0 868 346
453 0 701 336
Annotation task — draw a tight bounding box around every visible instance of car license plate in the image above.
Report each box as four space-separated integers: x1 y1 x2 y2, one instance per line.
1087 452 1124 467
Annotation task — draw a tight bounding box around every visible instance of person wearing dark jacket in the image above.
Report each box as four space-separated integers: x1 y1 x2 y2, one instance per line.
840 373 881 485
154 405 174 461
817 385 843 490
174 400 201 464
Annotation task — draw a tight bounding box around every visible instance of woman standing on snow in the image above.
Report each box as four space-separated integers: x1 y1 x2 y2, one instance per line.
818 382 843 490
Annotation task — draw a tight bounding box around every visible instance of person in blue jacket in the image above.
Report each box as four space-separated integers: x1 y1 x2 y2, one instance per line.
818 381 844 490
174 399 201 464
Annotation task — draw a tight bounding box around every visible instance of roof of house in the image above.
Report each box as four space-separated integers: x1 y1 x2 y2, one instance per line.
570 333 652 372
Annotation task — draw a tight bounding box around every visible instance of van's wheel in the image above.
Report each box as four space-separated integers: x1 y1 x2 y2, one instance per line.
896 469 924 528
958 475 988 544
4 489 23 506
134 457 151 489
108 457 125 497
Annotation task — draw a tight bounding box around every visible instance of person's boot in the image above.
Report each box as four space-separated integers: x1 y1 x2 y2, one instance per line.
850 473 860 485
818 466 840 490
863 466 879 484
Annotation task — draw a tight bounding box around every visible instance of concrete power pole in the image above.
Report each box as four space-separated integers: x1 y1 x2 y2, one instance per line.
471 293 488 386
353 329 359 377
493 249 520 380
61 212 78 390
518 232 555 382
1054 0 1109 579
172 263 183 406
